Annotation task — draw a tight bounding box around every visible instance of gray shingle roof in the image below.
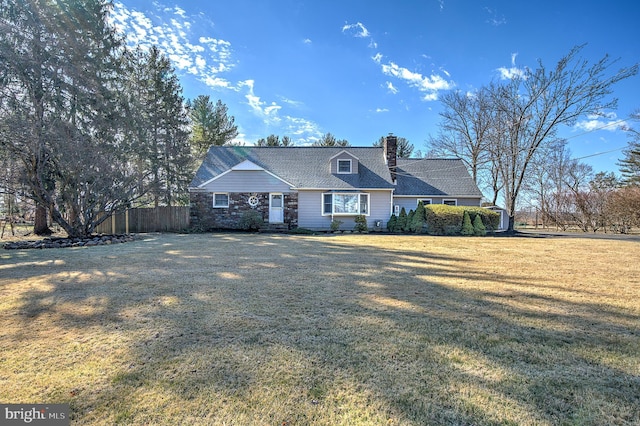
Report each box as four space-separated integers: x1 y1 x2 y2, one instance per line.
394 158 483 197
190 147 482 198
189 146 395 189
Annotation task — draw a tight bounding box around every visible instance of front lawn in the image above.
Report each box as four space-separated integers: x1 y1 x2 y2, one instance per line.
1 233 638 425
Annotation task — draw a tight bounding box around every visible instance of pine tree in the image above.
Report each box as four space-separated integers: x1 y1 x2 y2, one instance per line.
0 0 138 237
126 46 192 207
187 96 238 159
618 129 640 186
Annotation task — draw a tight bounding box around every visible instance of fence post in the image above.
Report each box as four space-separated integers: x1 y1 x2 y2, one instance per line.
111 214 116 235
126 208 129 234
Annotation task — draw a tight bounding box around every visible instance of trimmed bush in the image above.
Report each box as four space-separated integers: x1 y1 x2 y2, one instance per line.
354 215 368 233
473 214 486 236
424 204 463 235
330 219 343 232
461 211 474 236
424 204 500 235
238 210 264 231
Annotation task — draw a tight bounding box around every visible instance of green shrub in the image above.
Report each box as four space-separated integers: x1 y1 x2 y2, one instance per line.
464 207 500 231
238 210 264 231
397 207 407 232
387 214 398 232
354 215 368 233
425 204 500 235
410 201 426 233
330 219 343 232
405 209 415 233
461 211 474 236
473 214 486 236
424 204 463 235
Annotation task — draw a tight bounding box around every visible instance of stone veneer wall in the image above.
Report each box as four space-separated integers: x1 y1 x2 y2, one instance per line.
190 192 298 230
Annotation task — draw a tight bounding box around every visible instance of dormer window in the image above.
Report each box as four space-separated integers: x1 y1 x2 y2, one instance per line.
337 159 352 174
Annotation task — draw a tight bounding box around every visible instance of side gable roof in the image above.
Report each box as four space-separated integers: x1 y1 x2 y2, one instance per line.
189 146 395 190
394 158 483 197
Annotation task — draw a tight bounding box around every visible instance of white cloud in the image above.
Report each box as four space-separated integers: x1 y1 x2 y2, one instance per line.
109 2 235 90
497 53 526 80
343 21 378 50
376 108 389 113
484 7 507 26
239 80 281 125
372 53 383 64
574 112 628 132
342 22 370 38
303 38 312 44
380 61 453 100
386 81 398 94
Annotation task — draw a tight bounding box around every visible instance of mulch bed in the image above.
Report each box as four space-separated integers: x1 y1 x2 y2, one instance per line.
3 234 139 250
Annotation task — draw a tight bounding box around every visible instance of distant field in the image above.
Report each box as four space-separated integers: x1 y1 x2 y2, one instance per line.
1 233 638 425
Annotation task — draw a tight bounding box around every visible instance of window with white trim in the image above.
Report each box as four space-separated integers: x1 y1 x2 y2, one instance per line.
322 193 369 215
213 193 229 208
337 159 352 174
443 199 457 206
419 199 432 205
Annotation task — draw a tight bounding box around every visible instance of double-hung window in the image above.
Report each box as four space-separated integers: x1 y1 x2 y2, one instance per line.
213 193 229 208
337 159 352 174
323 193 369 215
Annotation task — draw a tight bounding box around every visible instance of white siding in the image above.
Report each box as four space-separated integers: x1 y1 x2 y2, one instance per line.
298 190 392 230
200 170 291 193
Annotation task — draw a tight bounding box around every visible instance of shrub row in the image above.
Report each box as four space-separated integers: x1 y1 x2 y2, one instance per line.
387 202 500 236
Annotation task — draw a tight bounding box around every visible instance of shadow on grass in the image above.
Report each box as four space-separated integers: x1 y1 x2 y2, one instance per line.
3 233 639 425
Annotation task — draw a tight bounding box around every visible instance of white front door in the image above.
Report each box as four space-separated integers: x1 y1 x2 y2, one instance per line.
269 193 284 223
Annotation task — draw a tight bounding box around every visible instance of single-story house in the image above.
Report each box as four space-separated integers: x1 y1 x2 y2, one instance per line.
188 135 483 231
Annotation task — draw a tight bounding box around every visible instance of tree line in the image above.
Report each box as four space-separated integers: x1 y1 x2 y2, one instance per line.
0 0 237 237
426 45 638 232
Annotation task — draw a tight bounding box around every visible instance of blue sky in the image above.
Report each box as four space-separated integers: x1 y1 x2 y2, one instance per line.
110 0 639 176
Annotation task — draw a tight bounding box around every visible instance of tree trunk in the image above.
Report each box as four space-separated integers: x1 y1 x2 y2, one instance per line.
33 203 52 235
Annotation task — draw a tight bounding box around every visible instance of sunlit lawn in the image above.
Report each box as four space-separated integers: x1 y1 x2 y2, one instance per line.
1 233 639 425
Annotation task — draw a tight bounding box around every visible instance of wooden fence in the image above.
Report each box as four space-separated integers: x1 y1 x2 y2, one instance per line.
95 206 190 234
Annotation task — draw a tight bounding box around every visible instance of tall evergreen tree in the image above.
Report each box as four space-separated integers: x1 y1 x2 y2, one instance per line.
125 46 192 206
187 95 238 159
0 0 138 237
618 111 640 186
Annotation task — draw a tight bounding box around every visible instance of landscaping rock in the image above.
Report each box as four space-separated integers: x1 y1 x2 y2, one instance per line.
3 234 140 250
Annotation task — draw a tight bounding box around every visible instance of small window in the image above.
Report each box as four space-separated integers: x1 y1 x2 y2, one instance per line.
419 199 432 206
443 199 457 206
337 159 352 174
323 194 332 214
213 193 229 208
394 205 400 216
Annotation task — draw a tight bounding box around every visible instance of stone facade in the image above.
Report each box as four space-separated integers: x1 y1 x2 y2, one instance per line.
190 191 298 231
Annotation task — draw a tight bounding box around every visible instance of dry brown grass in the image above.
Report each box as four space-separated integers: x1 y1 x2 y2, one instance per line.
1 233 639 425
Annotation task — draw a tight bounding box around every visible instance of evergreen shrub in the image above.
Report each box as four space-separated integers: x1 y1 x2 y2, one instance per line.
238 210 264 231
473 214 486 236
461 211 474 236
387 214 398 232
354 215 368 233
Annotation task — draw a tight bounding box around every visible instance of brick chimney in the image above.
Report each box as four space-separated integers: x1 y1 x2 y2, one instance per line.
383 133 397 182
